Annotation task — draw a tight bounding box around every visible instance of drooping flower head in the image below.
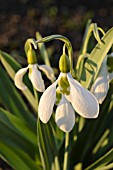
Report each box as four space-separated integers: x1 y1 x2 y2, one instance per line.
14 39 55 92
38 52 99 132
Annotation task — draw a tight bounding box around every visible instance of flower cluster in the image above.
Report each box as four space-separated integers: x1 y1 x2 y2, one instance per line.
14 39 104 132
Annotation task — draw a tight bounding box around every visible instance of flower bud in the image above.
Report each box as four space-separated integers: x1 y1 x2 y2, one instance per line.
27 48 37 64
59 54 70 73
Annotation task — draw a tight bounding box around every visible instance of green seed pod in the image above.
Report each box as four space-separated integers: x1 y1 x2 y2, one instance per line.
59 54 70 73
27 49 37 64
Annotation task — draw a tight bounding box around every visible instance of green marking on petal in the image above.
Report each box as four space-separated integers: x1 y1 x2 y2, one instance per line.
56 88 62 105
29 67 32 74
58 75 70 95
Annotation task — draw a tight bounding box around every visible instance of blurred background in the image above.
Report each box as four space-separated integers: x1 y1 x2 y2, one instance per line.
1 0 113 53
0 0 113 169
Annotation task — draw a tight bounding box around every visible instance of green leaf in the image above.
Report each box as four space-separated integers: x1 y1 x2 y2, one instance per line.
81 27 113 89
0 142 41 170
85 148 113 170
0 122 35 158
76 19 92 79
95 163 113 170
0 107 37 146
0 119 42 167
0 50 21 79
36 32 51 66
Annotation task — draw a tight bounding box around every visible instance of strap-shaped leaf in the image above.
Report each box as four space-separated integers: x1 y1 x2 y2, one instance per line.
81 27 113 89
0 50 21 79
85 148 113 170
0 107 37 146
36 32 51 67
95 163 113 170
0 120 42 167
0 142 41 170
0 122 35 158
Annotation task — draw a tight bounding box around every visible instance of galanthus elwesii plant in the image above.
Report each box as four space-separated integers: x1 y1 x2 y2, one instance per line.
1 21 113 170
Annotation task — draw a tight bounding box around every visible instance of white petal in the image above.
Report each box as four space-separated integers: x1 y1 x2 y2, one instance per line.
67 73 99 118
91 58 109 104
28 64 45 92
38 74 62 123
14 67 28 90
91 77 109 104
38 81 58 123
39 64 56 81
55 96 75 132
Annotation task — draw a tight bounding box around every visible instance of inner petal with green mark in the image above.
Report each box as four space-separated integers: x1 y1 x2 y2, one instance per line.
56 87 62 105
58 75 70 95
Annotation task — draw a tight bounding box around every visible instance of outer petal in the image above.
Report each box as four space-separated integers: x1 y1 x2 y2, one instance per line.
91 77 109 104
28 64 45 92
38 81 58 123
14 67 28 90
55 96 75 132
67 73 99 118
38 65 56 81
91 58 109 104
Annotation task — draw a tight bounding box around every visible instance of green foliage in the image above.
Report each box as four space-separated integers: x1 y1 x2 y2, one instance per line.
80 27 113 89
0 21 113 170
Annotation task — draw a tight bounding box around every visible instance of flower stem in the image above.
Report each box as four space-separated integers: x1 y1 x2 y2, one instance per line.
63 133 70 170
33 87 39 110
54 156 60 170
35 34 74 75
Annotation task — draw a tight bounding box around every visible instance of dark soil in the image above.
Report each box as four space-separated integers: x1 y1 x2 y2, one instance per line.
0 0 113 169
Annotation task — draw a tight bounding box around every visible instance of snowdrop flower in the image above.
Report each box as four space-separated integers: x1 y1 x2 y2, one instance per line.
38 54 99 132
14 46 55 92
91 53 113 104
